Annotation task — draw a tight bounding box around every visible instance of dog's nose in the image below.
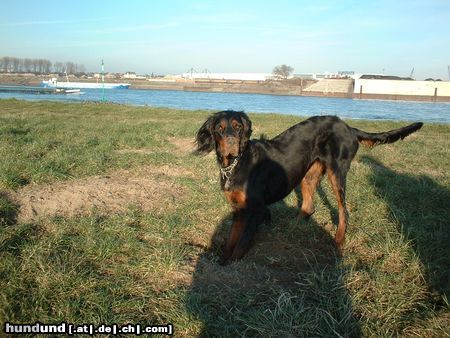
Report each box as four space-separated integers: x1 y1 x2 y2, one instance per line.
225 136 238 146
221 135 240 156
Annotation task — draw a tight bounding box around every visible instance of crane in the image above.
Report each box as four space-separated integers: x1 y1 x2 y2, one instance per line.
409 67 414 79
185 68 198 80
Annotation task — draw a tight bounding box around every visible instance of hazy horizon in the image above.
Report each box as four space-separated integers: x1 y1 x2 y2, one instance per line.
1 0 449 80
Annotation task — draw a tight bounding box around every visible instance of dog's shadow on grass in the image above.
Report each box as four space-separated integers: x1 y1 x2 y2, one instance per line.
361 155 450 301
186 198 361 337
0 192 18 226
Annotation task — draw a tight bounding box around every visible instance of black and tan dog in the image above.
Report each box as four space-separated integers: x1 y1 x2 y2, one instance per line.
195 111 422 263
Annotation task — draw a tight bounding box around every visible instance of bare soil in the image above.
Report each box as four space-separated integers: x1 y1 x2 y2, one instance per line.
168 137 196 154
9 165 193 222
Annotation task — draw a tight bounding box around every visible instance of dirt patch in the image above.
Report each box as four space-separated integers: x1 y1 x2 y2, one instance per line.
10 165 193 223
169 137 196 155
148 164 194 178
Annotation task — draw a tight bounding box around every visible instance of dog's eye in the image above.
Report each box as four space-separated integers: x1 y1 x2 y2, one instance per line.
216 126 224 134
233 124 242 131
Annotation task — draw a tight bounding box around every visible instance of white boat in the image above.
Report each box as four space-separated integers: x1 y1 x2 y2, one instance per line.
63 89 83 94
42 78 130 89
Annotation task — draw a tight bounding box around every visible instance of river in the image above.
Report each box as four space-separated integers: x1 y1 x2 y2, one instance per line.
1 88 449 123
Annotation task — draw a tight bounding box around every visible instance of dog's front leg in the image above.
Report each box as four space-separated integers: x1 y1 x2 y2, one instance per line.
229 205 267 261
221 209 246 264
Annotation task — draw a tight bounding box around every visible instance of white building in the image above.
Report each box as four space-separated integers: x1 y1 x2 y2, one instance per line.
354 78 450 96
122 72 147 80
294 71 355 80
182 72 273 81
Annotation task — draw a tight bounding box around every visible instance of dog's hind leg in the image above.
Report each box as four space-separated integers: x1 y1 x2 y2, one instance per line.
300 160 326 218
326 165 348 247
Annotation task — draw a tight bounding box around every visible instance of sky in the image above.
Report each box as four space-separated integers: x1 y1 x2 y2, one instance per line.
1 0 449 80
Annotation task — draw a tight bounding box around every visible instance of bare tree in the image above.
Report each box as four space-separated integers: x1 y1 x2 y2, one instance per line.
2 56 11 72
18 58 25 72
0 56 86 74
24 58 32 72
11 57 20 72
37 59 44 73
65 61 75 74
32 59 38 73
54 61 64 73
43 60 52 73
77 64 86 74
272 64 294 80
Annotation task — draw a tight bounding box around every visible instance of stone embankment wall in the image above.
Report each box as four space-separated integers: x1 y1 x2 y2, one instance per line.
1 74 450 102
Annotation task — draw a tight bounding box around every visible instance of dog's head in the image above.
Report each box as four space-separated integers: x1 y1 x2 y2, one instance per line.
195 110 252 167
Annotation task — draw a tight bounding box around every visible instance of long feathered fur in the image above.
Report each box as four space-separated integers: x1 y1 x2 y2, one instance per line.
352 122 423 147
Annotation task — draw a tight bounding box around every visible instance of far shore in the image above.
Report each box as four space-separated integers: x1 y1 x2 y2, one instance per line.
1 73 449 103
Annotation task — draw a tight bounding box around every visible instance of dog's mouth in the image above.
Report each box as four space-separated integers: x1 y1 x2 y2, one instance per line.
221 154 239 168
227 154 238 164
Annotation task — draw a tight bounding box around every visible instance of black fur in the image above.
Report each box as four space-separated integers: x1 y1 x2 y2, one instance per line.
352 122 423 145
194 115 215 154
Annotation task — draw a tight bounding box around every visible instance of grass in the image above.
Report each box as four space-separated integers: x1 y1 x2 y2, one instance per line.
0 99 449 337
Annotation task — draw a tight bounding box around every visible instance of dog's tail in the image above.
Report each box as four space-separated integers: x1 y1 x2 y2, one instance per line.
352 122 423 147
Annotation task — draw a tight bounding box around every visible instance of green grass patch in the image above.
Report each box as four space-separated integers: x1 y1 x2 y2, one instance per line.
0 99 449 336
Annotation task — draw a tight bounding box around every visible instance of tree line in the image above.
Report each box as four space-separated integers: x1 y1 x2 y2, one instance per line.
0 56 86 74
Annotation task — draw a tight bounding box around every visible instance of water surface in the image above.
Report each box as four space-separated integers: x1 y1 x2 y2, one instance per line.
1 88 449 123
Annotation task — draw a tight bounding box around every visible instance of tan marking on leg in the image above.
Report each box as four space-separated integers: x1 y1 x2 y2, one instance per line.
300 160 325 217
222 211 245 262
326 167 348 247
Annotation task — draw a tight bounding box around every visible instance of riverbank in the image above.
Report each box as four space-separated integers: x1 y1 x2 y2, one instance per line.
2 73 450 102
1 87 449 123
0 100 448 336
0 73 315 96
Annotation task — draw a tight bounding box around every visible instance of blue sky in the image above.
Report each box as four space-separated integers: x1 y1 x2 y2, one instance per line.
1 0 449 79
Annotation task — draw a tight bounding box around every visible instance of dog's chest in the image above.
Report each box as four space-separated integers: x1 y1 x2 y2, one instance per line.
223 189 247 209
220 171 247 190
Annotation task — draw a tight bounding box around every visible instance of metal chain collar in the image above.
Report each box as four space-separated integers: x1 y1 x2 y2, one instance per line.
220 156 240 180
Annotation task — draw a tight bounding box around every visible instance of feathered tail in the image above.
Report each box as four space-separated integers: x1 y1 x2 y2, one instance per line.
352 122 423 147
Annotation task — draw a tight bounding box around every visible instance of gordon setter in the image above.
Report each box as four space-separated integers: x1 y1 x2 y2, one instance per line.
195 111 423 263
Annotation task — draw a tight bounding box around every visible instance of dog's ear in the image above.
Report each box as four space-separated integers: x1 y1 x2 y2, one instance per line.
194 115 215 155
239 112 252 149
